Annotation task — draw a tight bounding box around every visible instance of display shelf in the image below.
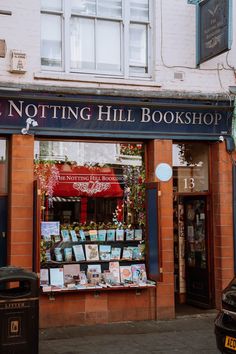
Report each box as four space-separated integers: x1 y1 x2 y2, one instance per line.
41 258 145 266
40 283 156 295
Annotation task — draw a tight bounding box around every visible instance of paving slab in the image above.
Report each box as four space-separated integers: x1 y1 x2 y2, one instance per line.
39 311 220 354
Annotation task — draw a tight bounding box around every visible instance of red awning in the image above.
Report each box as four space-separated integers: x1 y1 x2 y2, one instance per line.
53 164 123 198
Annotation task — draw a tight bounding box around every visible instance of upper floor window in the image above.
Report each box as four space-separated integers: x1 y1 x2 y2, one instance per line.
40 0 152 78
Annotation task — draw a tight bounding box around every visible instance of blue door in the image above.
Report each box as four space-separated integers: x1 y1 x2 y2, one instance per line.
0 197 7 267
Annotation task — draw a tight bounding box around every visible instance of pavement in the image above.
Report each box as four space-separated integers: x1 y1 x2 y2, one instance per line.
39 309 220 354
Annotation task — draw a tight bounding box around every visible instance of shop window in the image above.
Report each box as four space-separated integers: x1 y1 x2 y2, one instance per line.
172 142 209 193
0 139 8 194
40 0 152 78
34 141 156 291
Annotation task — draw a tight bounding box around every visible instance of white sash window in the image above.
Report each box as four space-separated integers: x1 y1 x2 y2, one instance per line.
40 0 152 78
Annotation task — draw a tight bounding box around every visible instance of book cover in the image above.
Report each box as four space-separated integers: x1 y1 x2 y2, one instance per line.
99 245 111 260
50 268 64 287
79 271 87 285
70 230 78 242
138 244 145 259
64 247 73 262
116 229 124 241
87 264 102 273
41 221 60 241
134 229 143 241
89 229 98 241
79 230 86 241
106 229 115 241
53 234 61 243
122 247 133 260
125 229 134 241
131 246 142 260
131 264 147 282
40 268 49 285
61 229 70 242
73 244 85 261
54 247 63 262
98 229 106 241
63 264 80 285
111 247 121 260
120 265 132 283
109 261 120 284
85 244 99 261
45 249 51 262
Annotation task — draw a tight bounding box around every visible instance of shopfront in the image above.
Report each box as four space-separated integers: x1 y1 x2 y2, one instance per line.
0 91 234 327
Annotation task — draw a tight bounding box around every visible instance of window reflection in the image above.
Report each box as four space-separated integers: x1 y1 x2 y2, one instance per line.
0 139 8 194
34 141 145 228
172 143 209 193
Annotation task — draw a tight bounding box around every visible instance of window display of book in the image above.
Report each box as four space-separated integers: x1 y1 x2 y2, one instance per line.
40 222 151 293
40 262 155 292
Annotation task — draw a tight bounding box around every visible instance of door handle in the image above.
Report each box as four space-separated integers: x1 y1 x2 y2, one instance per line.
1 232 6 238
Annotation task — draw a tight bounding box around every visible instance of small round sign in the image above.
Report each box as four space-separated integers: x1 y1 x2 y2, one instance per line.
155 163 172 182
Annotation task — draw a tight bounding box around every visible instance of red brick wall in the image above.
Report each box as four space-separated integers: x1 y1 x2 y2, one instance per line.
146 140 175 319
39 288 156 328
8 135 34 270
212 142 234 308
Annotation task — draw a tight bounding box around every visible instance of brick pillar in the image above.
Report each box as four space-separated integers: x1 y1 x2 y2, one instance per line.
8 135 34 270
146 140 175 319
212 142 234 309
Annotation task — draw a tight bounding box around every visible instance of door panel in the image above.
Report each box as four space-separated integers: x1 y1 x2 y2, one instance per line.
184 196 211 307
0 197 7 267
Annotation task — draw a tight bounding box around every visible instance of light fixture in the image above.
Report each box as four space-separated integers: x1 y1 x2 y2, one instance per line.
21 118 38 135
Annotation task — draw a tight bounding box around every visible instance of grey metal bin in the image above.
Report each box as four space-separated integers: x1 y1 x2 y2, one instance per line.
0 266 39 354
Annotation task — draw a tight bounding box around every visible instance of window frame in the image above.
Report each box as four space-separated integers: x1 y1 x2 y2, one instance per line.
40 0 152 78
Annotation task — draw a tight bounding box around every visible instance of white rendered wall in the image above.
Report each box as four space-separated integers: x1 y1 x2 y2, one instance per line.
0 0 235 96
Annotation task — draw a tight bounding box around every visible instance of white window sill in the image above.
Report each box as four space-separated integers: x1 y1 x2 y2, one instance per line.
34 71 161 88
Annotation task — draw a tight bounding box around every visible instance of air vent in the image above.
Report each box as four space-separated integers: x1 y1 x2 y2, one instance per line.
174 71 184 81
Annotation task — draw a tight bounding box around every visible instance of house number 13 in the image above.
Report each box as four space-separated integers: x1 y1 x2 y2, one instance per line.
184 177 195 189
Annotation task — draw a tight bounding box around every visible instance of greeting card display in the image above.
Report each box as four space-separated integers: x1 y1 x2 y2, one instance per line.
122 247 133 260
134 229 142 241
50 268 64 287
131 264 147 282
126 229 134 241
79 230 86 241
89 229 98 241
109 262 120 284
85 244 99 261
107 229 115 241
98 229 106 241
63 264 80 285
99 245 111 260
70 230 78 242
120 265 132 283
61 229 70 242
116 229 124 241
111 247 121 260
40 268 49 285
64 247 73 262
73 245 85 261
41 221 60 241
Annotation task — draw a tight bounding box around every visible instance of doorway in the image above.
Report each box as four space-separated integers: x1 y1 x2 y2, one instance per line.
0 197 7 267
174 195 213 309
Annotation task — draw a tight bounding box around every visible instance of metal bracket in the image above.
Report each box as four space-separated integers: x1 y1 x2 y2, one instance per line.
187 0 199 4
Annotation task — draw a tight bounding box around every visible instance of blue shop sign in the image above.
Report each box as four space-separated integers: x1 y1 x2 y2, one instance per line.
0 96 233 139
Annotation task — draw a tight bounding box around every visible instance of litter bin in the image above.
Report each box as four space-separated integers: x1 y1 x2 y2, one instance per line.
0 266 39 354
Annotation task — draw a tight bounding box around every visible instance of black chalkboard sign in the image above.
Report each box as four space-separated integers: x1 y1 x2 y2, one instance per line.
198 0 231 64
